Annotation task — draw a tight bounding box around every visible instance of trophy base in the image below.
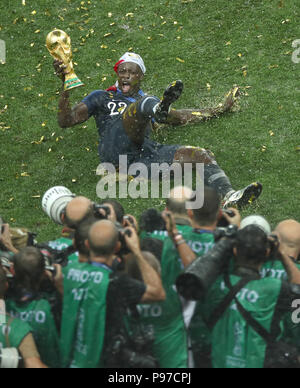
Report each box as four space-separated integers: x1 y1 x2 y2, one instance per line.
64 77 84 91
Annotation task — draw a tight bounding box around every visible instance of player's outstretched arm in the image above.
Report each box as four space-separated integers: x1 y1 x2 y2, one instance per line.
54 60 89 128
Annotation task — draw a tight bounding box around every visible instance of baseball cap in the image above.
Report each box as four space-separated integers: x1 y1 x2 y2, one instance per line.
240 215 271 235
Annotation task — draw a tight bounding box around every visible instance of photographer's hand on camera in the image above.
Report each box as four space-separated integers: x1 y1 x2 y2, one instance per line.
276 239 300 285
51 264 63 295
222 208 241 228
162 210 197 268
0 224 18 255
162 210 178 239
123 215 139 232
123 226 140 256
124 227 165 302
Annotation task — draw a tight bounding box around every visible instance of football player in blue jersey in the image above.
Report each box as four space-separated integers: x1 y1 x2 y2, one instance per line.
53 52 262 208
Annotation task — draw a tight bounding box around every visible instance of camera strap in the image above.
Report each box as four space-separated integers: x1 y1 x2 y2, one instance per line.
224 273 275 343
206 274 254 331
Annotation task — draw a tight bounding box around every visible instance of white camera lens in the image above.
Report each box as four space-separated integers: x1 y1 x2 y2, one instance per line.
42 186 75 225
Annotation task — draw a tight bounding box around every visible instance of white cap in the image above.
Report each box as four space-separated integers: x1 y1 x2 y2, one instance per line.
114 52 146 74
240 215 271 235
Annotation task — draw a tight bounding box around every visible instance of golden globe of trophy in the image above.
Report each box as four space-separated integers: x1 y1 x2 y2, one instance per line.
46 29 84 91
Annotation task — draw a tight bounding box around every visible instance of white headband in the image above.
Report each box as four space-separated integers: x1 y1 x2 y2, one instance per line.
114 52 146 74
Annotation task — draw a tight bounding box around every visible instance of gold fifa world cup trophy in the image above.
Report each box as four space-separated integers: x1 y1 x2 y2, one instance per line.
46 29 84 91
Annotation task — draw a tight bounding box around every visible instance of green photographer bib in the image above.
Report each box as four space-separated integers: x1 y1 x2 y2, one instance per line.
0 315 31 350
60 262 110 368
139 229 214 368
261 259 300 350
6 298 60 368
203 275 282 368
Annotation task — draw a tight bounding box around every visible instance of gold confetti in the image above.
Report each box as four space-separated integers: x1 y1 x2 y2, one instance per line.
206 83 211 91
21 172 30 177
261 145 267 152
8 198 14 203
226 41 231 46
237 53 243 57
269 131 275 136
31 10 37 15
176 57 185 63
103 33 112 38
31 136 45 145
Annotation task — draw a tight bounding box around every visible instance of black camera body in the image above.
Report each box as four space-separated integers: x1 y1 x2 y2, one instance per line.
38 244 75 277
106 323 158 368
93 204 111 220
177 225 238 300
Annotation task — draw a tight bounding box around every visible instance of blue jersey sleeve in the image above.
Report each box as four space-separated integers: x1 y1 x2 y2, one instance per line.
81 90 107 118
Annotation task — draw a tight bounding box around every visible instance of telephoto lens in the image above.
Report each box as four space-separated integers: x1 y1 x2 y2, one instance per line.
176 237 236 300
42 186 75 225
0 348 24 369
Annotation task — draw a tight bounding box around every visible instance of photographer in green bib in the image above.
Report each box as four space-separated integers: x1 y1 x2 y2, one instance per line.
198 225 300 368
5 247 61 368
54 218 165 368
139 186 193 243
260 219 300 352
0 266 47 368
136 186 239 367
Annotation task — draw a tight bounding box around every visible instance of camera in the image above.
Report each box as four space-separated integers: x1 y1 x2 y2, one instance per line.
217 209 235 227
42 186 75 225
139 208 166 233
0 348 24 369
106 325 158 368
0 252 14 279
214 224 239 241
115 223 132 258
93 204 111 220
176 225 238 300
38 244 75 276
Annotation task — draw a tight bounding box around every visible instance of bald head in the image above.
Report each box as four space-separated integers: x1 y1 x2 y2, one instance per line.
275 220 300 259
166 186 193 216
88 220 119 258
64 196 93 229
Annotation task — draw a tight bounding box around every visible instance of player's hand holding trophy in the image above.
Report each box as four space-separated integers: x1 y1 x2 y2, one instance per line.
46 29 84 91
